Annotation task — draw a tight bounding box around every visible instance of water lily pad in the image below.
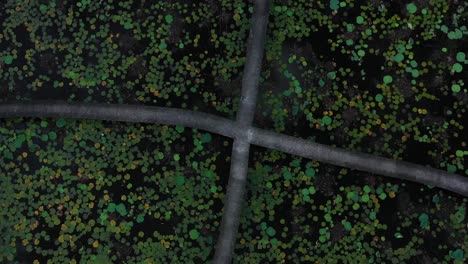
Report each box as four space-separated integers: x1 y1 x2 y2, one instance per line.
4 55 13 64
451 84 461 93
116 204 127 216
447 164 457 173
305 168 315 177
48 131 57 140
56 119 67 128
41 134 49 141
356 16 364 24
175 125 184 133
201 133 212 143
406 3 417 14
456 52 465 62
176 175 185 186
375 94 384 102
3 150 13 160
266 227 276 237
452 63 463 73
189 229 199 240
107 203 116 213
394 53 404 62
383 75 393 84
159 41 167 50
329 0 339 11
342 221 352 231
136 215 145 223
361 194 370 202
450 249 464 260
308 186 316 194
363 185 371 193
124 21 132 29
322 116 332 126
418 213 429 228
165 14 174 24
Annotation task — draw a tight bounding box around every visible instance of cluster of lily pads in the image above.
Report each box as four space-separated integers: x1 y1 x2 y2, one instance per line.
258 0 467 175
0 117 231 262
0 0 467 263
234 148 466 263
1 0 250 116
1 116 465 263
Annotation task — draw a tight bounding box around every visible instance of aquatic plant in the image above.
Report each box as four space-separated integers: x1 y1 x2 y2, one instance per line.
0 0 466 263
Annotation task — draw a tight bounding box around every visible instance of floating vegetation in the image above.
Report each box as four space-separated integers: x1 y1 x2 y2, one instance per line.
0 118 231 262
0 0 467 263
236 149 467 263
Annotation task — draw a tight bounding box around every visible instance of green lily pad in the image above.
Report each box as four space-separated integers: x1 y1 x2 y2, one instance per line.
375 94 384 102
107 203 116 213
3 150 13 160
305 168 315 177
124 21 132 29
308 186 316 195
342 221 352 231
56 119 67 128
176 175 185 186
394 53 404 62
451 84 461 93
356 16 364 24
165 14 174 24
322 116 332 126
383 75 393 84
136 215 145 223
329 0 339 11
175 125 184 133
201 133 212 143
406 3 417 14
418 213 429 228
189 229 199 240
116 204 127 216
361 194 370 202
4 55 13 64
363 185 371 193
450 249 464 260
48 131 57 140
456 52 466 62
159 41 167 50
453 63 463 73
266 227 276 237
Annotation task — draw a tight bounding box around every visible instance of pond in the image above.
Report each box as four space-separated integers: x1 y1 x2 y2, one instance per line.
0 0 466 263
